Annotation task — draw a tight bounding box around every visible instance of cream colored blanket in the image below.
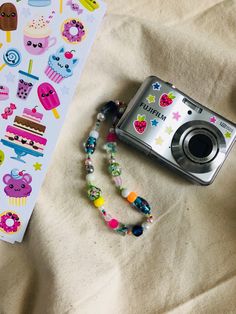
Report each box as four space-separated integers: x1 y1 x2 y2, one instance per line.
0 0 236 313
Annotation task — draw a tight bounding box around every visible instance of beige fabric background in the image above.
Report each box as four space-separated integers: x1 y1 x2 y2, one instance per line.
0 0 236 313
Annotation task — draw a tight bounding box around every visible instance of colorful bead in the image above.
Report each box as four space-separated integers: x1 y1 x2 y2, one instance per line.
108 219 119 229
85 158 93 166
85 136 97 154
142 222 150 230
89 130 99 139
121 188 130 198
147 215 154 223
104 142 117 154
88 186 101 201
108 162 121 177
86 164 94 174
84 101 153 237
127 192 138 203
86 173 95 184
133 197 151 215
107 132 118 143
132 225 143 237
97 112 105 122
113 176 123 188
94 196 105 208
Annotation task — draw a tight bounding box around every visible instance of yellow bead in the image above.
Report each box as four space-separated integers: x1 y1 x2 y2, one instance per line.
94 196 105 208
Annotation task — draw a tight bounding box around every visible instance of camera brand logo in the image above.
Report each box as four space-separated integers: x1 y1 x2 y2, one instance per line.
139 103 167 121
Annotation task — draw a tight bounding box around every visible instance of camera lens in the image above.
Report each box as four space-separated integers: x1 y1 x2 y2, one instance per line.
188 134 213 158
171 121 226 174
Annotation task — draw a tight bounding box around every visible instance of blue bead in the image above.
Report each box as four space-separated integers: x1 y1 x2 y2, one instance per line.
132 197 151 215
132 225 143 237
85 137 97 154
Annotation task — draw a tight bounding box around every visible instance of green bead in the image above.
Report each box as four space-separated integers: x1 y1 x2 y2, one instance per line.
104 142 117 154
88 186 101 201
108 163 122 177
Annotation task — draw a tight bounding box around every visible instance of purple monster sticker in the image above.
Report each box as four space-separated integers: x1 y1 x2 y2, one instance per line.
3 169 32 206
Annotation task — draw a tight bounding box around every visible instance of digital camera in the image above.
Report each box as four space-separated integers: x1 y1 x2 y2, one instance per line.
116 76 236 185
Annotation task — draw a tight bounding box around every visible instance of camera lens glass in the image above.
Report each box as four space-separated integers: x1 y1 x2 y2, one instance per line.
188 134 213 158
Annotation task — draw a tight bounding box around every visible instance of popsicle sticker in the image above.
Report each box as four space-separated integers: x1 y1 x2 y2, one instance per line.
3 169 32 207
38 83 61 119
17 60 39 100
0 3 18 43
0 48 21 71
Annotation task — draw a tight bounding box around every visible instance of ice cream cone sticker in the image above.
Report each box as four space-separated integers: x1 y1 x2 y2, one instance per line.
3 169 32 207
0 3 18 43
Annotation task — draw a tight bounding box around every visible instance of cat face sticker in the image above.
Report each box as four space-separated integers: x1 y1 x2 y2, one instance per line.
45 47 79 83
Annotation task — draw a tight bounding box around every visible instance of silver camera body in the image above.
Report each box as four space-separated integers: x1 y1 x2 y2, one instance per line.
116 76 236 185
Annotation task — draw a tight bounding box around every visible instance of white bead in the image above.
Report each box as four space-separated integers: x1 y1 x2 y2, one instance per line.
142 222 150 230
121 188 130 198
86 173 95 184
89 130 99 139
97 113 105 122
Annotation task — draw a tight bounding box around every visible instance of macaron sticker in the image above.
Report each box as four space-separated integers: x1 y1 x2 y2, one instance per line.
0 85 9 100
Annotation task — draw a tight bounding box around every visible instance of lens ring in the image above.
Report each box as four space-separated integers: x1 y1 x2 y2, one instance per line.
183 129 218 164
171 121 226 174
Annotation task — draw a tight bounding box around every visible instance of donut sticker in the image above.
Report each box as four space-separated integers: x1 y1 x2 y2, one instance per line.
61 18 86 44
0 212 21 234
0 3 18 43
24 12 57 56
1 107 47 163
3 169 32 206
0 0 106 244
45 47 79 84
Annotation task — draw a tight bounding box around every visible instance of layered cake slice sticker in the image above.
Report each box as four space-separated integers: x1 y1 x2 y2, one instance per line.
1 107 47 163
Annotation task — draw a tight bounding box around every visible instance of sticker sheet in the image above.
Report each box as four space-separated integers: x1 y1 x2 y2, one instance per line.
0 0 106 244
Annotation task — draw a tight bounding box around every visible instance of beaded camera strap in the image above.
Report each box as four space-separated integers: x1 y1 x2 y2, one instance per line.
84 101 154 237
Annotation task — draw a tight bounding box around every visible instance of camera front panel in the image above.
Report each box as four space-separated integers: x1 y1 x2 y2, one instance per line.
116 76 236 184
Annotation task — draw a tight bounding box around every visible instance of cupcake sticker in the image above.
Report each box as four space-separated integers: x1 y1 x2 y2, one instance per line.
3 169 32 206
45 47 79 84
24 12 57 55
